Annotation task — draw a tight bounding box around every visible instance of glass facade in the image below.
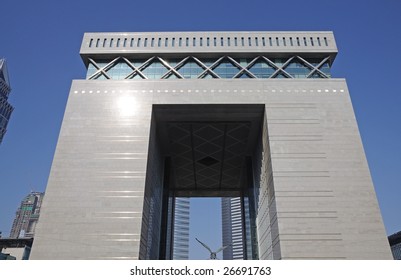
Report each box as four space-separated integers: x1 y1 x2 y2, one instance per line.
172 198 190 260
392 243 401 260
86 56 331 80
0 59 13 144
221 197 245 260
389 231 401 260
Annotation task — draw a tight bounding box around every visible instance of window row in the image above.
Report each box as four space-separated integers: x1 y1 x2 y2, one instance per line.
88 35 330 49
86 56 331 80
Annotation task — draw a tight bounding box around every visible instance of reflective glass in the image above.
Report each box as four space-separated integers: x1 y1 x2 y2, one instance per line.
106 61 132 79
141 60 169 79
86 62 97 78
212 58 241 78
238 58 253 67
129 59 147 67
93 73 107 80
201 59 217 67
272 58 287 66
129 74 144 79
86 56 332 80
203 73 217 79
275 73 288 79
311 72 324 78
165 73 179 79
239 73 252 79
176 59 204 79
283 59 311 78
318 62 331 77
164 59 181 67
248 59 276 78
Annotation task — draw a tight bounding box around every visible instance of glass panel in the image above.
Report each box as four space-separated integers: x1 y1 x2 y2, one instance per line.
129 73 144 80
310 72 324 79
212 58 241 78
239 73 252 79
176 58 204 79
248 58 275 78
86 62 98 78
129 59 147 67
201 58 217 67
105 60 132 79
141 60 169 79
282 58 312 78
272 58 287 66
318 62 331 77
305 58 331 77
238 58 253 67
306 58 321 67
165 73 179 79
92 72 107 80
203 73 217 79
275 73 288 79
164 59 180 68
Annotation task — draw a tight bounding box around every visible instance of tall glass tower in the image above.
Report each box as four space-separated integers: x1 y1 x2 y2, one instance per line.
172 197 190 259
222 197 244 259
0 59 13 144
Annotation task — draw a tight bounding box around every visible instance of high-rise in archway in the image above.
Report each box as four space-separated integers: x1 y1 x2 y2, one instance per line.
31 31 391 259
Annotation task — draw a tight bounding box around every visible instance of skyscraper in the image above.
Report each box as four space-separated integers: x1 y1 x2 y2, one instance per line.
221 197 244 259
0 59 14 144
10 191 44 238
388 231 401 260
31 31 392 260
172 198 190 260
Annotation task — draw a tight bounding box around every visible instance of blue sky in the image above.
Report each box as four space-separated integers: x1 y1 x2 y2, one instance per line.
1 0 400 258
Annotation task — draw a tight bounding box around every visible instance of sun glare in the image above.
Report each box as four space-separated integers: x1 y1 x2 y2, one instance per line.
116 95 138 117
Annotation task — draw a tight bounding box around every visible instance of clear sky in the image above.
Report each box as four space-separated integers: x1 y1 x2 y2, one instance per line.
1 0 400 259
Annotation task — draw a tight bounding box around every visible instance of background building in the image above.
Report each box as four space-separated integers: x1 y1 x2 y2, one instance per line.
172 197 190 259
0 58 14 144
388 231 401 260
31 31 391 260
10 191 44 238
222 197 244 259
